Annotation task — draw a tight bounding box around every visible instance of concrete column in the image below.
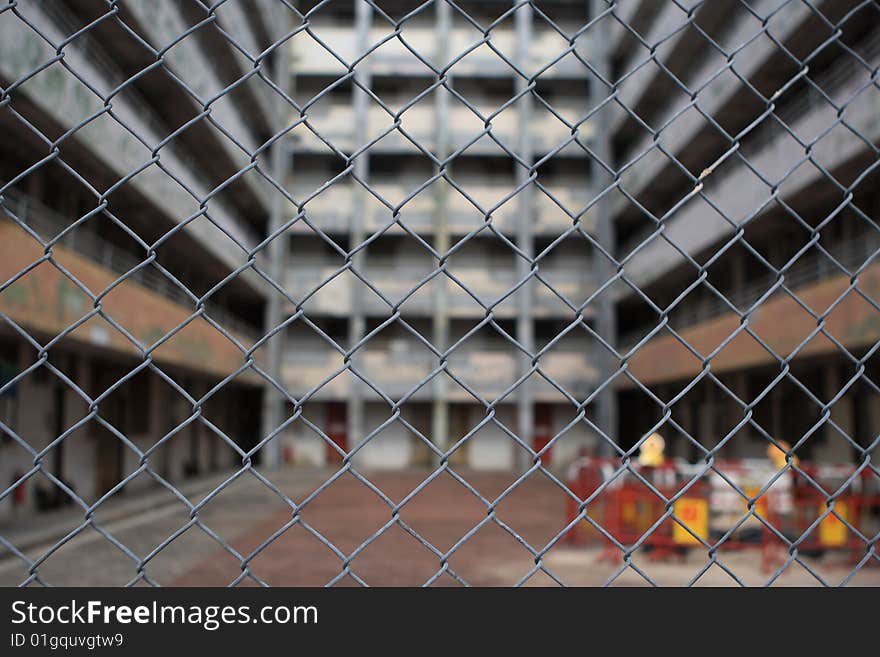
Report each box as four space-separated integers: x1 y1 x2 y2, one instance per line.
667 386 685 459
678 397 697 461
816 364 854 463
866 388 880 455
700 383 717 452
514 0 535 472
347 0 373 462
147 369 172 480
189 382 204 477
64 352 88 450
590 0 618 457
259 2 293 469
74 352 94 501
176 384 193 481
431 0 452 467
147 369 162 445
11 343 35 511
771 382 784 446
731 371 750 452
49 362 68 482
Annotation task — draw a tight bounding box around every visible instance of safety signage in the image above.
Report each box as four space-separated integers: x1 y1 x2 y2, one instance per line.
818 503 849 547
673 498 709 545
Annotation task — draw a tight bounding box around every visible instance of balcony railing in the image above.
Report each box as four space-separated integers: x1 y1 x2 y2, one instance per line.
620 231 880 349
291 25 589 78
618 28 880 266
288 183 596 235
677 233 880 330
741 27 880 160
1 191 260 341
285 263 596 317
293 103 593 155
282 344 597 400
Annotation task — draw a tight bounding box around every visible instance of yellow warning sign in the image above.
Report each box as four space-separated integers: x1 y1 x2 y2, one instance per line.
743 487 769 517
818 503 849 547
673 498 709 545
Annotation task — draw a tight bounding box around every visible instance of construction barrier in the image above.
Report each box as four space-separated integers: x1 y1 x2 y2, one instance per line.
565 458 880 572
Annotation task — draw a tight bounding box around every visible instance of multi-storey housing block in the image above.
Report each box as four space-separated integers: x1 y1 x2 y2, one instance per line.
0 1 282 515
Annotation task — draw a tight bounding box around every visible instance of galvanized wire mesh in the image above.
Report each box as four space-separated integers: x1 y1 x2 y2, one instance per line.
0 0 878 587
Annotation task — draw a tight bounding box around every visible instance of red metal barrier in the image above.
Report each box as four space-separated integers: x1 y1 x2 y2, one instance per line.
565 458 880 571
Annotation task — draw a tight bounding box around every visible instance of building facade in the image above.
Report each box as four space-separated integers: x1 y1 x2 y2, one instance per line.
612 0 880 464
2 0 876 522
278 0 604 469
0 0 281 516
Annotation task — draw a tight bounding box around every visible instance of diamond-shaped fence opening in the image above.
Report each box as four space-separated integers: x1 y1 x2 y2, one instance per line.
0 0 878 587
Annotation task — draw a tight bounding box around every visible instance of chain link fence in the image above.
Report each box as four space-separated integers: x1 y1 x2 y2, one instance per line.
0 0 878 586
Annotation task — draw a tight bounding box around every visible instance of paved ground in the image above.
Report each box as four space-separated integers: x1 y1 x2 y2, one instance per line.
0 468 329 586
2 468 878 586
174 469 880 587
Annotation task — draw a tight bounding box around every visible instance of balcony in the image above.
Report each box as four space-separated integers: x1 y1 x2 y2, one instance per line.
293 103 593 156
290 25 590 78
281 344 598 401
673 233 880 334
618 31 880 297
285 262 596 318
0 193 260 380
622 254 880 388
0 9 264 289
288 183 596 236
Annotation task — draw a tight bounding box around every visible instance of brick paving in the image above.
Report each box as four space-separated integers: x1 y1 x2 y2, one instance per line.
3 467 876 586
175 469 568 586
174 469 880 587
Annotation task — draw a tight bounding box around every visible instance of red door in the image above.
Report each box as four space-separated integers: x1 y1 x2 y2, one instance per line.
534 404 553 464
325 402 347 463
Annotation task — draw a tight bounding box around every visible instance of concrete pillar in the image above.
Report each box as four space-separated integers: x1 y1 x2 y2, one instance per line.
670 388 692 460
49 362 68 482
347 0 373 467
700 383 717 452
49 353 90 497
74 352 95 500
259 2 293 470
731 371 750 455
146 369 169 479
815 363 854 463
431 0 452 467
863 379 880 457
8 343 35 511
680 398 698 461
590 0 618 457
147 370 162 445
514 0 535 472
194 381 214 475
771 382 784 446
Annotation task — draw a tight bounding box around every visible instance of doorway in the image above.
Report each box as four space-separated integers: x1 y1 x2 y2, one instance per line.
325 401 347 463
448 404 471 467
91 367 127 498
95 432 124 497
534 404 554 465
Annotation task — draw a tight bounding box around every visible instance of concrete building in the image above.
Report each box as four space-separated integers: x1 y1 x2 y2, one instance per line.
0 1 281 516
3 0 875 523
611 0 880 464
278 1 605 469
